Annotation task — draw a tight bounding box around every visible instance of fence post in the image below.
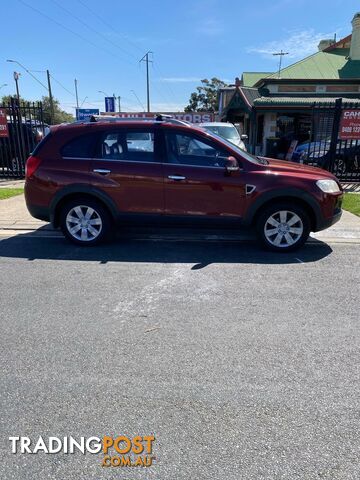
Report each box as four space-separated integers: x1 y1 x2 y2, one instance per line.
328 98 342 172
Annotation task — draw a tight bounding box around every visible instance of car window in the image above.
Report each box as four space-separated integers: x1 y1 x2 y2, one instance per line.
61 134 97 158
165 132 229 167
96 129 155 162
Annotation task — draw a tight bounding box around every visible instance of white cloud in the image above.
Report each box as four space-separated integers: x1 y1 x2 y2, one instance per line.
247 29 335 60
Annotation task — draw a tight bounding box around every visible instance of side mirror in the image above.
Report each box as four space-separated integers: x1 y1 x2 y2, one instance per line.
240 134 248 141
225 156 239 173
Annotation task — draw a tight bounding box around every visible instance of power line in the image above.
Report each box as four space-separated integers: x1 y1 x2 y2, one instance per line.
76 0 144 54
49 0 136 64
50 74 76 97
18 0 132 64
152 63 177 104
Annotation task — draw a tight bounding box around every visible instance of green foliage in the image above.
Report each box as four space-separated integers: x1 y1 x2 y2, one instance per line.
184 78 227 112
41 96 74 124
1 94 74 125
0 188 24 200
343 193 360 217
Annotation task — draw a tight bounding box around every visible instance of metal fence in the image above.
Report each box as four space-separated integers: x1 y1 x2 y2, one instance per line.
307 99 360 181
0 100 45 178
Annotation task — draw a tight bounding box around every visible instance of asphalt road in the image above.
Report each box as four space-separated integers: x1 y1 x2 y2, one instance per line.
0 233 359 479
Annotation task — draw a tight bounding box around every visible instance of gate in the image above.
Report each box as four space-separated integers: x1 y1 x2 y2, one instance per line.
0 99 45 178
307 98 360 181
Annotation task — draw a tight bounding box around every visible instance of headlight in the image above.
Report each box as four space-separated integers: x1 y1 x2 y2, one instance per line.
316 179 341 193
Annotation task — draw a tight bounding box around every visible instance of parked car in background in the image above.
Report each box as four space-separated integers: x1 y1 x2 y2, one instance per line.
291 140 327 163
199 122 247 151
0 121 49 174
25 116 343 252
297 139 360 174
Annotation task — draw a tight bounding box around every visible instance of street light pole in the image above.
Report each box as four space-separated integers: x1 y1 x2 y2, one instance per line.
117 96 121 113
6 59 48 90
13 72 21 103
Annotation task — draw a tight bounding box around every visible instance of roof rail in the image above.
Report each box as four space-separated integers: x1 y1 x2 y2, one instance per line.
72 113 193 126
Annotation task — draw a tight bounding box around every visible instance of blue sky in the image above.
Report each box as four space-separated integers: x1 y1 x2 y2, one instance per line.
2 0 360 114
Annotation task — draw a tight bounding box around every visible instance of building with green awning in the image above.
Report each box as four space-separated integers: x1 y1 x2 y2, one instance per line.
219 13 360 157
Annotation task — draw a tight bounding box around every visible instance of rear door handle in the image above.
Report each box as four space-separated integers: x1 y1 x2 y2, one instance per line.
93 169 111 175
168 175 186 181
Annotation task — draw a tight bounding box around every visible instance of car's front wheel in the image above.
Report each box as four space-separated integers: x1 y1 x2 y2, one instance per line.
60 197 112 246
256 203 310 252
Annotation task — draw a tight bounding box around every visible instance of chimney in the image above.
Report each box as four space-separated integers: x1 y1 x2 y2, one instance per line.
318 39 334 51
350 12 360 60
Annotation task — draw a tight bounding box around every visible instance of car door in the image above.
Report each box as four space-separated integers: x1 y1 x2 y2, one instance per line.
90 126 164 214
162 129 246 217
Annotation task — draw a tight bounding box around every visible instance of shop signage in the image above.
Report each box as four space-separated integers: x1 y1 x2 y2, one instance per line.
76 108 99 121
339 109 360 139
105 97 116 113
100 112 215 123
0 108 8 137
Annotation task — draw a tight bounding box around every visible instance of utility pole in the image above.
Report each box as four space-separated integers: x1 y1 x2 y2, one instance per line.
74 78 79 109
46 70 55 124
13 72 21 103
140 51 153 112
272 50 289 78
117 96 121 112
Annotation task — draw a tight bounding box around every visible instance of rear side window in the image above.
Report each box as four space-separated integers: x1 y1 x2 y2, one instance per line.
95 129 155 162
61 134 97 158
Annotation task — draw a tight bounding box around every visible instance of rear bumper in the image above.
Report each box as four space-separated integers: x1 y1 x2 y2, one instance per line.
26 203 50 222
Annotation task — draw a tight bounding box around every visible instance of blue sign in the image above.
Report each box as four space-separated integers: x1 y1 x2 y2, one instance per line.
105 96 115 113
76 108 99 121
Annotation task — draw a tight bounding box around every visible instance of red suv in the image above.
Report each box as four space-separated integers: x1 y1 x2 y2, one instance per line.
24 117 343 252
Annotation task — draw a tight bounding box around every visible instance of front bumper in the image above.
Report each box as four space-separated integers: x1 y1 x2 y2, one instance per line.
315 208 342 231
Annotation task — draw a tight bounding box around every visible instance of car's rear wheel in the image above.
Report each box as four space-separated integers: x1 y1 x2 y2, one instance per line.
256 203 310 252
60 197 112 246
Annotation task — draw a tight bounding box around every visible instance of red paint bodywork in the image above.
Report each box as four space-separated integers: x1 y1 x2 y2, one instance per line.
25 120 343 232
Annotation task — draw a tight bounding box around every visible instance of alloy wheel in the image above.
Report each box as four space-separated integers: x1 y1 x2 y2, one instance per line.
66 205 102 242
264 210 303 248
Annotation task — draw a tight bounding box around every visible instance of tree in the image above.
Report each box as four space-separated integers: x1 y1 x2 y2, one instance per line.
41 96 74 124
1 94 29 105
184 78 227 112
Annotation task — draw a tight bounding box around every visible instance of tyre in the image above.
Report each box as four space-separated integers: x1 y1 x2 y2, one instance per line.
59 197 112 246
256 202 310 252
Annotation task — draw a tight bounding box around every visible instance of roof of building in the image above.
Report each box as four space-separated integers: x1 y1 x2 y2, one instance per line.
242 72 273 87
254 48 360 85
240 86 261 104
253 96 360 106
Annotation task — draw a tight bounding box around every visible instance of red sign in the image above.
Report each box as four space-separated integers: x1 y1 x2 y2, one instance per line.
99 112 215 123
0 108 8 138
339 109 360 139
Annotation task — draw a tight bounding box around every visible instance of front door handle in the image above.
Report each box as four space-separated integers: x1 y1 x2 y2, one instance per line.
93 169 111 175
168 175 186 181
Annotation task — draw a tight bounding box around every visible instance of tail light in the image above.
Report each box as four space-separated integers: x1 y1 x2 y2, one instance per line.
25 155 42 178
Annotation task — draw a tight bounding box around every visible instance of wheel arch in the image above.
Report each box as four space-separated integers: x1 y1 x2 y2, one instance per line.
50 185 118 228
245 189 321 232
